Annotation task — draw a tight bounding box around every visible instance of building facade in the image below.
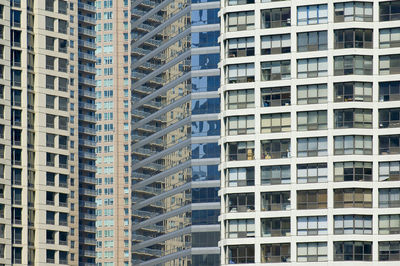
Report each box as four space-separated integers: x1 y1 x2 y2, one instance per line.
0 0 96 265
131 0 221 265
220 0 400 264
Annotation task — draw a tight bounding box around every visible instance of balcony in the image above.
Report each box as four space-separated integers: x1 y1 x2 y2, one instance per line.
79 200 96 208
78 77 96 86
78 39 96 49
78 52 96 61
79 224 96 233
78 126 96 135
78 2 96 12
79 151 96 159
80 213 96 220
78 27 96 37
78 64 96 74
79 102 96 111
79 139 96 147
79 188 96 197
78 89 96 99
78 14 96 25
79 175 96 185
78 114 96 123
79 163 96 172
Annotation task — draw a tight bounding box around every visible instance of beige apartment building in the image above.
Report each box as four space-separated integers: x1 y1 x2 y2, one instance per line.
0 0 96 265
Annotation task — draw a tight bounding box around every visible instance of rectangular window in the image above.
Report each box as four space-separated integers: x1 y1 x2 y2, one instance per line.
297 57 327 78
297 242 327 262
297 190 327 209
379 135 400 155
261 217 290 237
334 241 372 261
379 108 400 128
260 113 290 133
379 188 400 208
226 245 254 264
227 0 254 6
334 82 372 102
380 1 400 21
261 87 291 107
334 55 373 75
297 31 327 52
227 193 254 213
380 55 400 75
226 167 254 187
297 110 327 131
261 244 290 263
226 115 255 135
379 161 400 181
297 216 327 236
334 135 372 155
226 219 255 238
380 28 400 48
297 84 327 105
334 29 373 49
226 37 254 58
261 191 290 211
379 214 400 234
261 8 291 28
297 5 328 25
261 60 291 81
334 162 372 182
261 139 291 159
334 215 372 235
261 34 290 55
261 165 290 185
226 11 255 32
297 137 327 157
379 241 400 261
334 2 373 22
334 188 372 208
297 163 327 183
226 63 255 83
379 81 400 102
334 108 372 129
226 141 254 161
225 89 254 109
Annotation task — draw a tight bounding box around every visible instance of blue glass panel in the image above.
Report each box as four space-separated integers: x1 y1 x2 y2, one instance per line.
192 187 220 203
191 9 220 25
192 76 220 92
192 143 220 159
192 165 220 181
191 54 219 70
192 31 220 48
192 120 220 137
192 98 220 114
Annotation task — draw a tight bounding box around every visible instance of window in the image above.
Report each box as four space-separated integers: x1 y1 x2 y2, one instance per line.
297 110 327 131
226 245 254 264
261 243 290 263
334 215 372 235
261 113 290 133
226 64 254 83
379 108 400 128
380 135 400 154
227 193 254 213
379 161 400 181
297 5 328 25
379 241 400 261
261 139 290 159
226 115 254 135
297 216 327 236
261 34 290 55
334 135 372 155
297 163 327 183
226 11 254 32
380 28 400 48
334 55 372 75
380 81 400 102
380 55 400 75
261 60 290 81
297 31 327 52
225 89 254 109
226 219 255 238
226 141 254 161
334 109 372 129
261 165 290 185
261 8 291 28
58 20 68 34
334 162 372 182
46 56 55 70
226 37 254 57
334 2 373 22
380 1 400 21
261 191 290 211
297 84 327 105
261 218 290 237
261 87 290 107
379 188 400 208
334 241 372 261
226 167 254 187
379 215 400 234
297 57 327 78
46 36 55 50
227 0 254 5
334 29 373 49
297 137 327 157
297 242 327 262
297 190 327 209
334 188 372 208
334 82 372 102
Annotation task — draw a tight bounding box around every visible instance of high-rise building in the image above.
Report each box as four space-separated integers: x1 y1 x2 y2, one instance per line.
220 0 400 264
94 0 133 265
0 0 96 265
131 0 221 264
